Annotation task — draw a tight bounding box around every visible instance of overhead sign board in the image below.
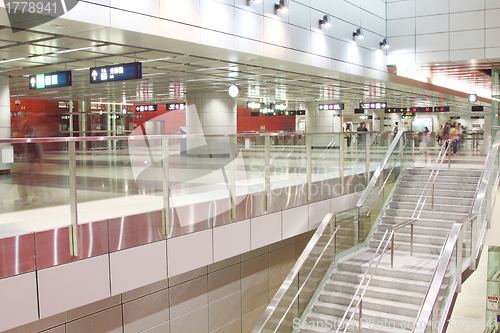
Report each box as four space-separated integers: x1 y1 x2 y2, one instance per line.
472 106 484 112
247 102 262 109
90 62 142 83
29 71 72 89
319 103 344 110
360 102 387 109
167 103 186 110
434 106 450 112
135 105 157 112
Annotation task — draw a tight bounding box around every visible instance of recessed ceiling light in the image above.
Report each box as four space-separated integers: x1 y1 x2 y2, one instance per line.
50 24 67 29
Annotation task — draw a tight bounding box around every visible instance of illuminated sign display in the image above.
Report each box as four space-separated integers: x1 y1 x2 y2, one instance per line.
127 114 143 119
90 62 142 83
166 103 186 110
11 111 26 118
135 105 158 112
271 103 287 111
385 108 407 113
247 102 262 109
319 103 344 110
360 102 387 109
296 110 306 115
434 106 450 112
472 106 484 112
29 71 72 89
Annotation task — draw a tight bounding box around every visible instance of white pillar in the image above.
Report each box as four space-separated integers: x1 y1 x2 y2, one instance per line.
305 101 341 147
185 91 236 156
0 75 11 171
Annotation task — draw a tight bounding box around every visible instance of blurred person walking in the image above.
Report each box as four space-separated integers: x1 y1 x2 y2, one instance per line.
12 119 53 206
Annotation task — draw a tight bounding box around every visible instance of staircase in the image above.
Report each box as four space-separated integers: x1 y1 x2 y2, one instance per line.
299 167 481 333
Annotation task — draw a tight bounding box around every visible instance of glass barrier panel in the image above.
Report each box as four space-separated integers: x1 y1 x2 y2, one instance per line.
334 209 360 255
311 133 340 184
265 215 338 332
462 218 473 268
0 140 71 239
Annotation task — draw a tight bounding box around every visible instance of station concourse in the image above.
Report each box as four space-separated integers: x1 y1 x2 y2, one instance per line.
0 1 498 333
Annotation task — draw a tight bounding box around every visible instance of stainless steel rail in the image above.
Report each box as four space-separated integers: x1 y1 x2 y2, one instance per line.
337 139 453 331
252 131 408 333
412 131 500 333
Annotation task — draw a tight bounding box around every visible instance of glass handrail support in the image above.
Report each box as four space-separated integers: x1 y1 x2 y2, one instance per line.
251 131 410 333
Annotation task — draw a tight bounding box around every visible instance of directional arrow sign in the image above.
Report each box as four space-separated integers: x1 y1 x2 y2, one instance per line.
90 63 142 83
91 70 98 81
29 71 72 90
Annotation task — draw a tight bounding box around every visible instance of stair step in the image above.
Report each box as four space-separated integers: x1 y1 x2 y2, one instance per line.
368 239 444 255
402 174 480 185
324 281 425 306
388 201 470 214
397 181 478 192
380 216 456 229
407 168 482 178
384 209 466 221
395 188 475 198
371 232 447 246
391 194 473 206
377 222 451 237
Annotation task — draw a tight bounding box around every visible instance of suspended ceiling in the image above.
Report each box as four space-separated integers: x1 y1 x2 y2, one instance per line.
0 25 494 114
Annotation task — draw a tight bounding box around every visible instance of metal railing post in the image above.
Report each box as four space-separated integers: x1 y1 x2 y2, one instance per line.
410 224 414 256
306 134 312 202
391 234 394 269
365 134 371 182
161 139 170 235
457 226 463 293
358 299 362 330
68 141 79 257
229 136 236 219
432 183 434 210
448 143 451 169
340 133 345 194
471 217 477 270
264 136 271 211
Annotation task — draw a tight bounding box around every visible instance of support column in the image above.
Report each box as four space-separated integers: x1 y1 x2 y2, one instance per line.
305 101 340 147
492 68 500 134
69 100 74 137
0 75 11 172
106 104 111 149
185 91 236 156
79 101 87 151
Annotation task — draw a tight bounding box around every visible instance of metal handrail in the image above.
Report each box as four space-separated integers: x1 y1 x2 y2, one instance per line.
411 131 500 333
0 130 397 143
356 131 404 208
252 131 408 333
337 140 452 331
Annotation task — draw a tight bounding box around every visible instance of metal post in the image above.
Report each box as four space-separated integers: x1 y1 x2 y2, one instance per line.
161 139 170 235
229 136 236 220
410 224 414 256
68 141 79 256
432 183 434 210
359 299 362 329
339 133 344 194
365 133 371 182
448 143 451 169
471 217 477 270
264 136 271 211
391 234 394 269
306 134 312 202
457 226 463 293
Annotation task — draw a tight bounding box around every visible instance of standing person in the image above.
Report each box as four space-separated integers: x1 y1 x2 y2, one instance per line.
421 126 430 156
358 122 368 149
443 121 452 148
393 122 399 135
12 119 53 206
345 124 352 148
457 123 463 151
450 123 458 156
436 125 444 145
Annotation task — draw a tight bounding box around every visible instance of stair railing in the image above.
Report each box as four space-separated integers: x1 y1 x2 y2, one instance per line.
252 131 409 333
336 139 454 332
412 131 500 333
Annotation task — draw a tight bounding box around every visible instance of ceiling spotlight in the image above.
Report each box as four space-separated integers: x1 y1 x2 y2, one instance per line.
228 85 239 98
319 15 331 28
353 28 364 40
380 38 390 49
275 0 288 13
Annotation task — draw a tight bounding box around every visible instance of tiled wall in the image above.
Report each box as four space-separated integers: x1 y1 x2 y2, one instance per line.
2 232 314 333
71 0 388 80
387 0 500 64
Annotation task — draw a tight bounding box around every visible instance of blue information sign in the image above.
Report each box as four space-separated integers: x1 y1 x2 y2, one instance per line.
29 71 72 89
90 62 142 83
